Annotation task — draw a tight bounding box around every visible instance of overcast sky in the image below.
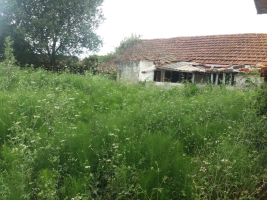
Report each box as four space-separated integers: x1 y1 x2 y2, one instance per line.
85 0 267 57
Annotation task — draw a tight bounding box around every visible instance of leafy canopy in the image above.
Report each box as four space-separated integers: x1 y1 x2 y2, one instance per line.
0 0 104 66
98 33 142 65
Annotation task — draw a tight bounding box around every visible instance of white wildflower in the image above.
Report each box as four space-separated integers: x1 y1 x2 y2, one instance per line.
68 127 77 129
69 98 75 100
12 148 18 152
200 167 206 172
85 166 90 169
203 161 210 165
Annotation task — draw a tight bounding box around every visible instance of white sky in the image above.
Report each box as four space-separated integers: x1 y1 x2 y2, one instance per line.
84 0 267 57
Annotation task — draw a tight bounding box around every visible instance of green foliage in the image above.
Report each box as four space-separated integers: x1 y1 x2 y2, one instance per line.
251 83 267 115
0 36 19 91
0 63 266 199
82 55 98 70
0 0 104 67
183 83 199 97
115 33 142 54
3 36 16 65
98 34 142 64
98 53 117 65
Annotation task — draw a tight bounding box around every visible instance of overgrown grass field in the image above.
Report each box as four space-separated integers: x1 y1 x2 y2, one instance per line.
0 60 267 199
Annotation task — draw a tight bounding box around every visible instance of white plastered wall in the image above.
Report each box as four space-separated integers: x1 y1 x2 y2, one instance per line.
138 61 155 82
234 74 263 87
117 61 140 83
117 60 155 83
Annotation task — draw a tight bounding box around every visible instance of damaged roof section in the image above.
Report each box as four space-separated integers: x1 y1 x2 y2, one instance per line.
152 62 261 74
157 62 200 72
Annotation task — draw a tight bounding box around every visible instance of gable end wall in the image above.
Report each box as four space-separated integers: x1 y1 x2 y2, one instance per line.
117 61 140 83
117 60 155 83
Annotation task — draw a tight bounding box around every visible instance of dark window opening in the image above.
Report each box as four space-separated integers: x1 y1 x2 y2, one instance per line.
165 71 172 82
181 72 192 83
225 74 231 85
231 74 235 85
218 74 223 84
154 71 161 82
195 73 210 83
225 73 235 85
154 71 192 83
171 71 180 83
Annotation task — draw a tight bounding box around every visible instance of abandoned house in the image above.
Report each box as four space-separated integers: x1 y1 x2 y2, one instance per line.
98 33 267 87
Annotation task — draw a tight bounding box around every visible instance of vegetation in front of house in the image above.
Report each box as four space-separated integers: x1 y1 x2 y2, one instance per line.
0 41 267 199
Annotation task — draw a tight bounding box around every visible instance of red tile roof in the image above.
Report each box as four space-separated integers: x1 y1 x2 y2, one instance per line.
98 33 267 71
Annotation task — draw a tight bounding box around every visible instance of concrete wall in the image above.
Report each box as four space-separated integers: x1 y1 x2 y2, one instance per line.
117 60 155 83
234 74 263 87
154 82 184 88
117 61 140 83
139 61 155 82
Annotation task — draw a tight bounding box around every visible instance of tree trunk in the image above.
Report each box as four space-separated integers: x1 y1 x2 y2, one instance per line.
50 37 57 72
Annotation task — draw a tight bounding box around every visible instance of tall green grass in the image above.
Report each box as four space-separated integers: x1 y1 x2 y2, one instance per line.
0 60 266 199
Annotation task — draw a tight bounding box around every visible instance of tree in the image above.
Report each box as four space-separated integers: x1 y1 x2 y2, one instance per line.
82 55 98 70
0 0 104 67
